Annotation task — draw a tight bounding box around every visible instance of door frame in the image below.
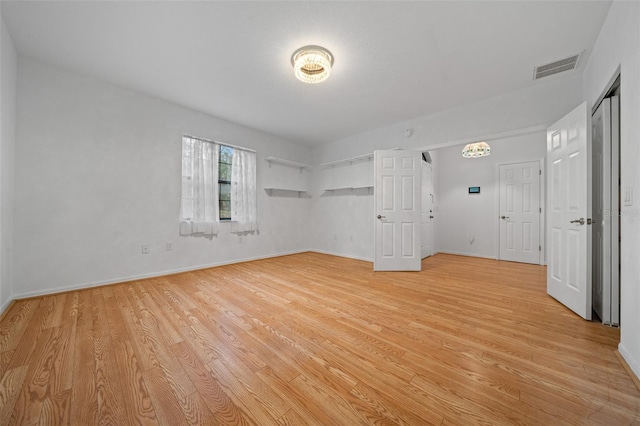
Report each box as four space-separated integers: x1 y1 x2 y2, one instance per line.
591 71 621 326
494 158 546 265
421 160 434 259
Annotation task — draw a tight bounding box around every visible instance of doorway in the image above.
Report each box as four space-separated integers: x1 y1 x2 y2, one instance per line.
591 77 621 326
498 161 542 264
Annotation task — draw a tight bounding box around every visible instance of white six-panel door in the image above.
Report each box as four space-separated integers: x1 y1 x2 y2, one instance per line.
499 161 541 264
374 150 421 271
547 102 592 320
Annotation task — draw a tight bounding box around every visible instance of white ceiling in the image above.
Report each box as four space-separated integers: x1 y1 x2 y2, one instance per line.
1 1 611 146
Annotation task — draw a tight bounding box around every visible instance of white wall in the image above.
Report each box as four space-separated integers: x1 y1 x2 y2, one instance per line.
13 57 312 298
0 16 17 312
312 74 583 164
435 132 546 259
583 1 640 380
310 76 582 260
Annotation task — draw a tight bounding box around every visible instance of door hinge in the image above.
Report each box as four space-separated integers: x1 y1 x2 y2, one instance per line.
539 245 542 251
539 207 542 213
539 169 542 175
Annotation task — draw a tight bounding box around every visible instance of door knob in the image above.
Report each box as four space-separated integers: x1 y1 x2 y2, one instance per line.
570 218 585 225
429 216 434 219
501 216 509 220
377 215 386 220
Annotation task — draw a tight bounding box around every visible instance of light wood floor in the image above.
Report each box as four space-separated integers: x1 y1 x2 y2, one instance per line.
0 253 639 425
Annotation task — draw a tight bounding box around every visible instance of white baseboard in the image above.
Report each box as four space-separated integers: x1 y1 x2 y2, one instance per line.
436 250 497 260
309 249 373 263
0 297 14 317
619 343 640 383
9 249 309 302
422 250 442 259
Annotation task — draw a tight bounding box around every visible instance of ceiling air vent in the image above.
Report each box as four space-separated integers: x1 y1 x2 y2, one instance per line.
533 52 582 80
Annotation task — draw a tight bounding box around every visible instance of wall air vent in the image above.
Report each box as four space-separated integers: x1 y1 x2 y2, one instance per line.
533 52 582 80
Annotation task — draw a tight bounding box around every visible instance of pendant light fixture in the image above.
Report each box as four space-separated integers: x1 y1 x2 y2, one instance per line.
291 45 334 84
462 142 491 158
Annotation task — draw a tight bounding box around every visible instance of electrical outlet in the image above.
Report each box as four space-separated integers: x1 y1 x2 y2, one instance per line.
141 244 150 254
238 235 243 244
349 236 354 242
165 241 173 251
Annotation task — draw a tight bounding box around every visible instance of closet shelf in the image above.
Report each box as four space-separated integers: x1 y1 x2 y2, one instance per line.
323 185 373 192
264 187 311 197
265 156 311 170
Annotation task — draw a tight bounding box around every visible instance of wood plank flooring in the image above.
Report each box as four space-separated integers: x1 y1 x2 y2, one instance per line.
0 252 639 425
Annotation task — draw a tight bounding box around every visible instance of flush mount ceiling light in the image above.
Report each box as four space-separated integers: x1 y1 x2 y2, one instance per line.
291 45 334 84
462 142 491 158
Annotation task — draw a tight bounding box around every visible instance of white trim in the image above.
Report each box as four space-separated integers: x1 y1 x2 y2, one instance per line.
0 298 14 317
436 250 497 260
310 249 372 263
619 343 640 383
9 250 308 301
420 250 441 260
591 65 620 115
539 157 546 266
494 162 501 261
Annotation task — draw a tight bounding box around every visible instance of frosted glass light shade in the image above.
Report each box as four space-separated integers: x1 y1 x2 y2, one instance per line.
291 46 333 84
462 142 491 158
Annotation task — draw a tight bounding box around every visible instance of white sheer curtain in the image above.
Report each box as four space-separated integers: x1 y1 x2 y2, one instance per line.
180 136 220 236
230 148 258 233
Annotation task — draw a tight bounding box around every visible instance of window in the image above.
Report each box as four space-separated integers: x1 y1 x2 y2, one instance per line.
180 135 258 235
218 145 233 220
